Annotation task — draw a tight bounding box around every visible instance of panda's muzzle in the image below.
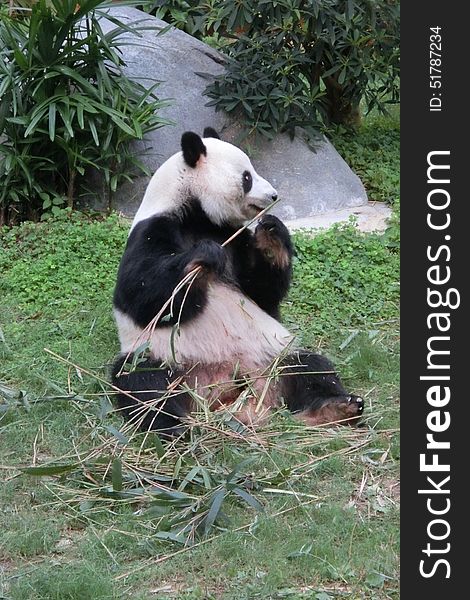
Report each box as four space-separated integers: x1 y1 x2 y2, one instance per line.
248 203 265 214
248 192 278 214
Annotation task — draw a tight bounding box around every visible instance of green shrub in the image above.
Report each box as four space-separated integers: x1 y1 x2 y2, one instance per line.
153 0 400 138
0 0 170 225
329 112 400 203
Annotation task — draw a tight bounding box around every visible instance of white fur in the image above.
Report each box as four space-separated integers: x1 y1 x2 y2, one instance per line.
131 137 277 232
114 283 293 368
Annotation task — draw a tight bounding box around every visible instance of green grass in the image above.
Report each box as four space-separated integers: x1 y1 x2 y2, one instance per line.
0 118 399 599
329 111 400 205
6 563 118 600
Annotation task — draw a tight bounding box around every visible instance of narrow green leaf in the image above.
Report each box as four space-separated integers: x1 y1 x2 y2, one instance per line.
24 107 48 138
48 103 56 141
56 102 74 139
200 467 212 490
0 74 11 98
155 530 187 544
173 456 182 481
111 457 123 491
204 488 226 534
153 434 166 459
226 458 255 485
76 102 85 129
233 487 264 512
104 425 129 445
132 118 143 139
12 49 27 71
22 463 78 476
152 488 191 501
88 118 99 146
178 465 200 491
109 114 135 137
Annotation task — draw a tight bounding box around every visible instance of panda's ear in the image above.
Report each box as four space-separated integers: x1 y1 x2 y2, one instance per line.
203 127 220 140
181 132 207 168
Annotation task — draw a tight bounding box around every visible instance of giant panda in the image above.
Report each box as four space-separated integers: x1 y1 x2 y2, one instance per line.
111 127 364 437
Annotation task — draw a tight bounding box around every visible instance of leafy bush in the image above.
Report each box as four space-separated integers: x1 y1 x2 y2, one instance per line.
153 0 400 138
0 0 169 225
329 112 400 203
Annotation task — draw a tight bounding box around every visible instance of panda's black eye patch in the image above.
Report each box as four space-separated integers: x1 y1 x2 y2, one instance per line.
242 170 253 194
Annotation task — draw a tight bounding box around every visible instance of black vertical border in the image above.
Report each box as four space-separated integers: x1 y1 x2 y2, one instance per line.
401 2 468 597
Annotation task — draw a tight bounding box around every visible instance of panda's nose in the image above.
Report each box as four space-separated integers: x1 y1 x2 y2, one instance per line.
271 193 278 201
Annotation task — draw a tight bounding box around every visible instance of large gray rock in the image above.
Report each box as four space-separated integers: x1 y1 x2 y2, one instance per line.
100 7 367 219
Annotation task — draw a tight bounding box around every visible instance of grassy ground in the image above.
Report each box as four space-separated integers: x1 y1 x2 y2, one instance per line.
329 111 400 205
0 115 399 599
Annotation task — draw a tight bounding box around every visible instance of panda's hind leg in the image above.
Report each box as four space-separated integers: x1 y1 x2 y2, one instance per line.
111 354 192 438
280 351 364 426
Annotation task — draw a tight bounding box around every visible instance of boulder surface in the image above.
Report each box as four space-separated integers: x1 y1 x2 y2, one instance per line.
101 7 368 219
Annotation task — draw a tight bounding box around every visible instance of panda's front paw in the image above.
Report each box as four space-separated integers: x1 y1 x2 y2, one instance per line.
255 215 293 269
186 240 227 277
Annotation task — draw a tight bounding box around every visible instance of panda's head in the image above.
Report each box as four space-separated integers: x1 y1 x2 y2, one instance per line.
178 128 278 225
132 128 278 230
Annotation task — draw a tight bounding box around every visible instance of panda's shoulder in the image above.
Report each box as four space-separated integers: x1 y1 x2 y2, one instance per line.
129 214 181 246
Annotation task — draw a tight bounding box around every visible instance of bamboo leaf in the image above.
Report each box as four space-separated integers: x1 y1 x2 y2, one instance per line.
48 102 56 141
104 425 129 445
22 463 78 476
204 488 226 534
153 434 166 459
88 118 99 146
169 324 179 363
155 530 187 544
226 458 255 485
111 457 123 491
233 487 264 512
178 465 201 491
24 107 48 138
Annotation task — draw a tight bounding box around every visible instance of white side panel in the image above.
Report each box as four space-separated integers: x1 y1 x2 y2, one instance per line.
114 283 294 368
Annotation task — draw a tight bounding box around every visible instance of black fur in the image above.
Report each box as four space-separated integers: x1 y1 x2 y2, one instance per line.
111 355 191 438
111 350 363 435
203 127 220 139
236 214 293 319
280 352 354 411
113 200 293 327
181 132 206 167
278 351 364 425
